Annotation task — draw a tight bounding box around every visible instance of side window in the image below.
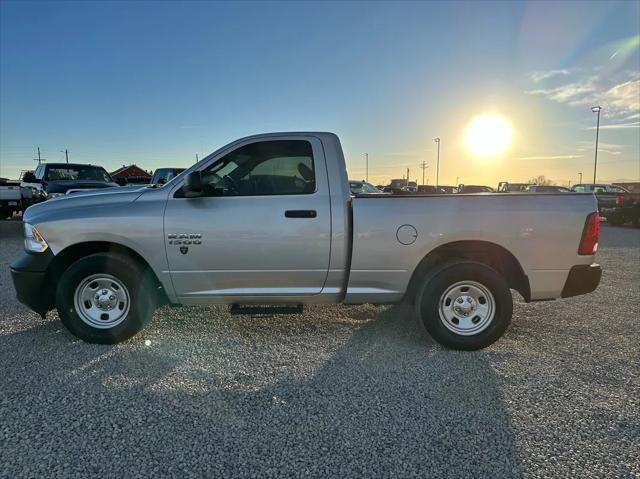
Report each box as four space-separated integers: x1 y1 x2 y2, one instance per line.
35 166 44 180
573 186 585 193
198 140 315 196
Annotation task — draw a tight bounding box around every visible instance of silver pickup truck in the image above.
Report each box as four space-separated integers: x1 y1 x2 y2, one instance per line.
10 132 602 350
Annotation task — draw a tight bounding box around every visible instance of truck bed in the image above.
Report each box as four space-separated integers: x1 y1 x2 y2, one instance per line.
346 193 597 303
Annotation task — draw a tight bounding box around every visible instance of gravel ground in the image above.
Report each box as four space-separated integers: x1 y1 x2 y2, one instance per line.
0 219 638 478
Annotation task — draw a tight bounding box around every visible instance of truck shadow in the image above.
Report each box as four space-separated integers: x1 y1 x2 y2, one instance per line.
0 305 524 477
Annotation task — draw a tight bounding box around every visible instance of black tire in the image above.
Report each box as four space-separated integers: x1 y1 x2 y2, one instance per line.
56 253 156 344
415 260 513 351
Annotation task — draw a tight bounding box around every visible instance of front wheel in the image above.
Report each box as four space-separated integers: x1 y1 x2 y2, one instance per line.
415 260 513 350
56 253 156 344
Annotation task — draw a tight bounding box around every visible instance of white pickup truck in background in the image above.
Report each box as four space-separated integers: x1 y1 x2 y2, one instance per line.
11 132 602 350
0 178 23 219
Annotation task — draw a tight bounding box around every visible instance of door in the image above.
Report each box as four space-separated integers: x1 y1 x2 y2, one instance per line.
164 137 332 301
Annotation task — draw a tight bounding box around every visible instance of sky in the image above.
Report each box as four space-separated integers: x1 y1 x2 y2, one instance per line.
1 0 639 187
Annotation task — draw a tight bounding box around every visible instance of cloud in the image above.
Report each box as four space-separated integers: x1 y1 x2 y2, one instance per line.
526 79 596 102
586 121 640 130
516 155 584 160
529 69 570 82
526 73 640 119
576 141 624 156
603 79 640 114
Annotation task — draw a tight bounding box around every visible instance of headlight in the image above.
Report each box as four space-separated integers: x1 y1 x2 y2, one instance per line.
24 223 49 253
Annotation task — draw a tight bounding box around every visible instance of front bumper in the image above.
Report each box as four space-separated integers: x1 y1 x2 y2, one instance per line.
561 264 602 298
10 250 55 317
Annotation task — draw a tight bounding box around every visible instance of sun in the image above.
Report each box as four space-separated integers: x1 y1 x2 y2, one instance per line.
465 114 512 157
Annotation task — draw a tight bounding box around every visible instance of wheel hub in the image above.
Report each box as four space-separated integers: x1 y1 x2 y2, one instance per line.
438 281 496 336
453 295 476 316
74 274 131 329
94 289 118 310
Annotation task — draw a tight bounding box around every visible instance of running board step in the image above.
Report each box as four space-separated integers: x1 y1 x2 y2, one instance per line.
229 304 304 316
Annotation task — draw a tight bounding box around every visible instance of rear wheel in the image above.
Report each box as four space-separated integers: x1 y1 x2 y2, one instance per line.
56 253 156 343
415 260 513 350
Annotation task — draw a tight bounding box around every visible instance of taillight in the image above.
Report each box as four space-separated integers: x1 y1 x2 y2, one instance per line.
615 194 625 207
578 212 600 255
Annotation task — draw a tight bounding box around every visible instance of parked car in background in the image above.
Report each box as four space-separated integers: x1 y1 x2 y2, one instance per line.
11 132 602 351
571 183 630 212
416 185 442 194
349 180 383 195
458 184 494 193
0 178 22 219
150 168 186 185
600 186 640 227
415 185 457 194
22 163 119 198
382 186 414 195
525 185 571 193
497 182 534 192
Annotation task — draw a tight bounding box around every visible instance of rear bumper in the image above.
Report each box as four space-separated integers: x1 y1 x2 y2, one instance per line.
10 250 55 316
561 264 602 298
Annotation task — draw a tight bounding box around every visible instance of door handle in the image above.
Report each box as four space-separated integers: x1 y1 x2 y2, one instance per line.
285 210 317 218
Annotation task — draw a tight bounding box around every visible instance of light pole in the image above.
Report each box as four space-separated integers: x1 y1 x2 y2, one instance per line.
591 106 601 185
455 176 460 186
578 172 582 184
364 153 369 182
434 138 440 188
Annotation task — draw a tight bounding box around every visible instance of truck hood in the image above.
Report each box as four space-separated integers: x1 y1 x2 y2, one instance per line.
24 185 149 224
45 180 120 194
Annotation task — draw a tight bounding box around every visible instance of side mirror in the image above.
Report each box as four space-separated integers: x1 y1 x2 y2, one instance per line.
183 171 203 198
157 178 167 185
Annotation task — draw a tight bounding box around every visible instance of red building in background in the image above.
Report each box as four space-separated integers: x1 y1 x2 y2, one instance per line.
110 164 152 184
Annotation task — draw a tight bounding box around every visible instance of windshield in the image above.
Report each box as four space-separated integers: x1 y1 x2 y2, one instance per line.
46 165 112 182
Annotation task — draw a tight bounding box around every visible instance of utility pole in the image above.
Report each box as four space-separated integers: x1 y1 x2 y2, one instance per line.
419 161 428 185
33 147 47 166
591 106 601 185
578 172 582 184
406 168 410 187
456 176 460 186
434 138 441 189
61 148 69 163
364 153 369 182
195 154 199 163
